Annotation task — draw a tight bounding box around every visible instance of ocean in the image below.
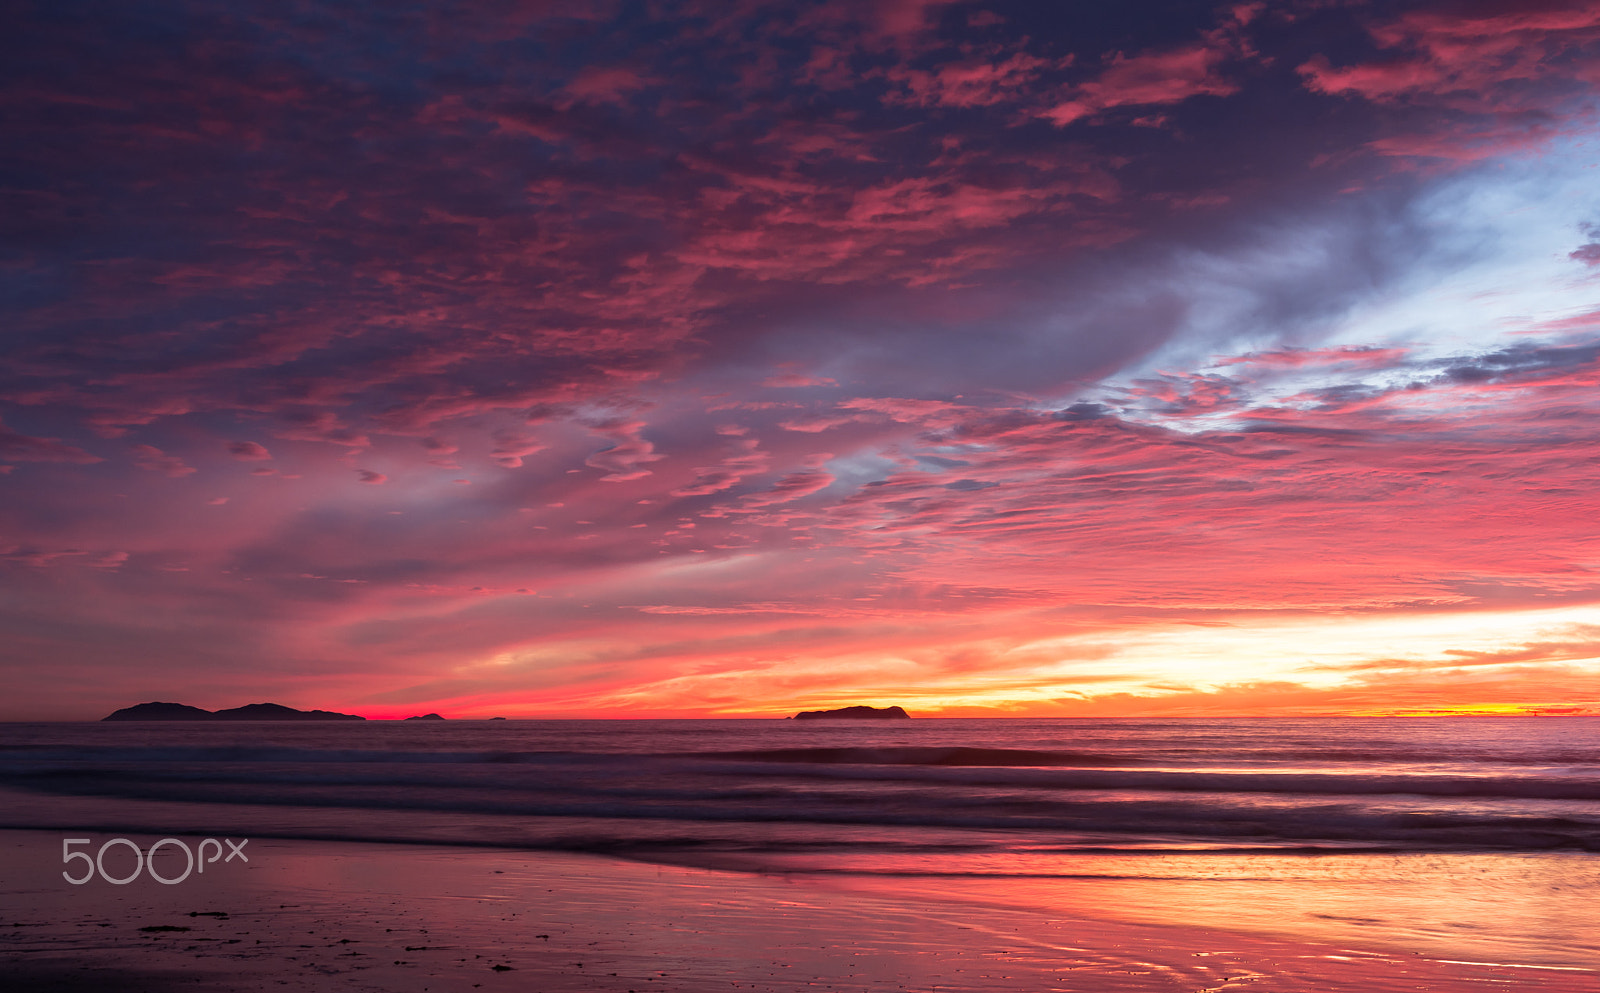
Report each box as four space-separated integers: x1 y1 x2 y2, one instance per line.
2 716 1597 971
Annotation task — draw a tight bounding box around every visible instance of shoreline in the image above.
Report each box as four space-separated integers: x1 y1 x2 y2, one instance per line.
3 829 1595 992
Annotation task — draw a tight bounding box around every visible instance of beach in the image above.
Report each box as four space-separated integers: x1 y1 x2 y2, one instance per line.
2 717 1597 990
4 829 1594 993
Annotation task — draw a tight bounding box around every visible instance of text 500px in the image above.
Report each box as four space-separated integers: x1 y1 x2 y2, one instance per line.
62 836 248 885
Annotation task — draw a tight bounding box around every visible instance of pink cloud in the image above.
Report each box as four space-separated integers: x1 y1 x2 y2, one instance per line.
277 410 370 449
761 372 838 388
1039 37 1240 127
0 418 102 464
778 415 857 433
886 51 1057 108
584 419 664 482
671 436 770 497
489 431 546 469
1297 55 1442 102
865 0 957 43
561 66 652 105
1297 3 1600 160
227 440 272 460
735 469 835 508
1214 346 1411 371
130 444 197 477
837 396 969 428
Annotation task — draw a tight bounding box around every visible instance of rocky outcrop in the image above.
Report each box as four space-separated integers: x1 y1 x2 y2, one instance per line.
100 702 213 721
793 705 910 720
403 713 446 721
102 702 366 721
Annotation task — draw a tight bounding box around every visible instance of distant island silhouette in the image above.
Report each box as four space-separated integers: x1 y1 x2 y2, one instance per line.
793 705 910 720
102 702 366 722
403 713 445 721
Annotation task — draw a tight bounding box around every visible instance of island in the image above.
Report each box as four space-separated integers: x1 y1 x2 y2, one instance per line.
403 713 446 721
792 705 910 720
102 701 366 721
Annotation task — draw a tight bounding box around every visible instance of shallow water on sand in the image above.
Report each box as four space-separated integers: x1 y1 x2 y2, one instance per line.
1 831 1593 992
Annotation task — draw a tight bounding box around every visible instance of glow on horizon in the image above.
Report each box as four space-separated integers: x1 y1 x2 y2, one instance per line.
386 603 1599 720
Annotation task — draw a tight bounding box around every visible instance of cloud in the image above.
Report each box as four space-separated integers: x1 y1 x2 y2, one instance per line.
584 419 664 482
277 411 370 449
131 444 197 477
1040 39 1239 127
1296 4 1600 161
1214 346 1410 372
735 469 835 508
1301 5 1600 106
886 51 1057 108
761 372 838 388
488 431 546 469
0 418 102 464
671 436 770 497
561 65 653 106
226 441 272 460
778 415 857 433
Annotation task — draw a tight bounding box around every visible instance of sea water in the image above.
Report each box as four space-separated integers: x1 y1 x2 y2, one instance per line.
1 717 1596 968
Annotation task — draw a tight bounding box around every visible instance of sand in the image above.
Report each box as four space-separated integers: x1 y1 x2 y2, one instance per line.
1 829 1594 992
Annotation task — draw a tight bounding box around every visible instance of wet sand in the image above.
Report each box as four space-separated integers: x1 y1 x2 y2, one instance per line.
1 829 1593 992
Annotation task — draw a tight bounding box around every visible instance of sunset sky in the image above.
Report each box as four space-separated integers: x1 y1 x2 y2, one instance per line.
5 0 1600 720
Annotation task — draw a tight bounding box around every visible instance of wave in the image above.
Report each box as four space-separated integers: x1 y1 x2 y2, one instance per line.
707 762 1600 802
8 745 1600 801
5 771 1600 853
6 781 1599 853
702 746 1140 766
709 745 1600 768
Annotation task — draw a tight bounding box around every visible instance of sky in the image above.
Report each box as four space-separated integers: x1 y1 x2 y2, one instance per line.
4 0 1600 720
